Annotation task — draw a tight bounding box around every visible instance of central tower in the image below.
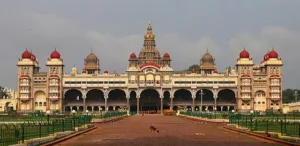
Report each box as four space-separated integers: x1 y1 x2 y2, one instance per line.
138 23 161 65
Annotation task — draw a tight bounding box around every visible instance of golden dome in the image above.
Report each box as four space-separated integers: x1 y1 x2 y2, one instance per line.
201 49 214 62
144 23 155 40
85 49 99 64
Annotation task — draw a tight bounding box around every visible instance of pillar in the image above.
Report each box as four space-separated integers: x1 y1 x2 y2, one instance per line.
105 97 108 111
137 97 140 114
214 98 217 110
160 97 163 114
83 98 86 111
221 106 223 111
113 106 115 111
127 97 130 112
192 98 195 112
170 96 173 110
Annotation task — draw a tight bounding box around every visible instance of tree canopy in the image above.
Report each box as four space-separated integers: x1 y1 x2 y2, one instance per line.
186 64 200 72
282 89 299 103
0 86 8 98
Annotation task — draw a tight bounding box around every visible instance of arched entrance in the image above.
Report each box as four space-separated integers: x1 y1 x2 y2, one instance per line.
86 89 104 108
195 89 214 111
64 89 83 111
163 91 171 110
173 89 192 106
139 89 160 113
217 89 236 111
5 102 14 112
34 91 46 112
254 90 266 111
108 89 126 109
129 91 137 112
65 106 71 112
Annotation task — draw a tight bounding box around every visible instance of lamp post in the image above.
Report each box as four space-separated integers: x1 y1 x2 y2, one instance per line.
250 110 254 130
199 89 204 112
294 91 298 102
46 110 51 134
100 108 103 119
283 109 288 134
214 107 217 119
231 110 235 124
85 110 89 125
72 110 76 129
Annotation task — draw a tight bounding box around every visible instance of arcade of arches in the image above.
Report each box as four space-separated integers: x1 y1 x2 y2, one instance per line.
63 88 236 113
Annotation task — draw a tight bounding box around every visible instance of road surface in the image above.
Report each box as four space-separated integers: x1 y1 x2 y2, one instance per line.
54 115 278 146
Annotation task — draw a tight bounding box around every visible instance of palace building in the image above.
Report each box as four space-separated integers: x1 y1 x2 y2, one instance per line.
16 23 283 113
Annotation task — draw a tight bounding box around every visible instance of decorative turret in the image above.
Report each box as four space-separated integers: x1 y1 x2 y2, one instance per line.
71 65 77 75
128 53 138 68
161 52 171 67
200 49 216 74
84 49 100 74
138 22 161 65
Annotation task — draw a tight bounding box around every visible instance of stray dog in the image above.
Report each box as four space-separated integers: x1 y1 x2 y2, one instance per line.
265 132 271 137
149 126 159 133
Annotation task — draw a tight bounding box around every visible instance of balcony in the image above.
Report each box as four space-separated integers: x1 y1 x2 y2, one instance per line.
20 90 29 94
49 90 59 93
20 96 30 101
49 97 59 100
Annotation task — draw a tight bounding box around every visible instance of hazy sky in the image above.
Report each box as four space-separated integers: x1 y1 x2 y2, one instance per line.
0 0 299 89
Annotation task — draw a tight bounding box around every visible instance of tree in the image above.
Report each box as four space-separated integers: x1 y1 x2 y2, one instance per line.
282 88 300 103
0 86 8 98
186 64 200 72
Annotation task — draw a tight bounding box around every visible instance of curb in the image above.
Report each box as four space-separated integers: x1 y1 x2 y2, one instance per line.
91 115 129 123
179 116 228 124
41 126 97 146
223 126 298 146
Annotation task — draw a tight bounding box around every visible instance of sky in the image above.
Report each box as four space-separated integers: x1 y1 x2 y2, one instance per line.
0 0 299 89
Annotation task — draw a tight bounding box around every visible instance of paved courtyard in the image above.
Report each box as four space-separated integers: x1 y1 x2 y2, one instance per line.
54 115 279 146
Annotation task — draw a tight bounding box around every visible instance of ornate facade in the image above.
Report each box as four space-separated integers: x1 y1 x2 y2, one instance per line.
17 23 283 113
0 87 18 112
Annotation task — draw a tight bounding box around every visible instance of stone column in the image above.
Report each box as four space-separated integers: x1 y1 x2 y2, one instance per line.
83 98 86 111
104 97 108 111
137 97 140 114
192 97 195 112
160 97 163 114
127 97 130 112
170 96 173 110
213 89 217 110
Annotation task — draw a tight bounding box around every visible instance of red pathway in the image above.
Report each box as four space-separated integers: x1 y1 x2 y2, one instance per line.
54 115 279 146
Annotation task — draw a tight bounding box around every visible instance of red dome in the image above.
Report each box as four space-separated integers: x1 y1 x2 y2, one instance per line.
31 53 36 61
22 49 32 59
264 52 269 61
268 48 278 59
163 53 170 58
239 49 250 58
50 49 61 59
130 53 136 58
104 70 108 73
82 70 86 73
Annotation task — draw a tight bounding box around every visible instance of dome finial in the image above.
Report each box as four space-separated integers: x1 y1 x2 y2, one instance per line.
272 47 275 51
206 48 209 53
147 21 152 31
91 48 93 52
